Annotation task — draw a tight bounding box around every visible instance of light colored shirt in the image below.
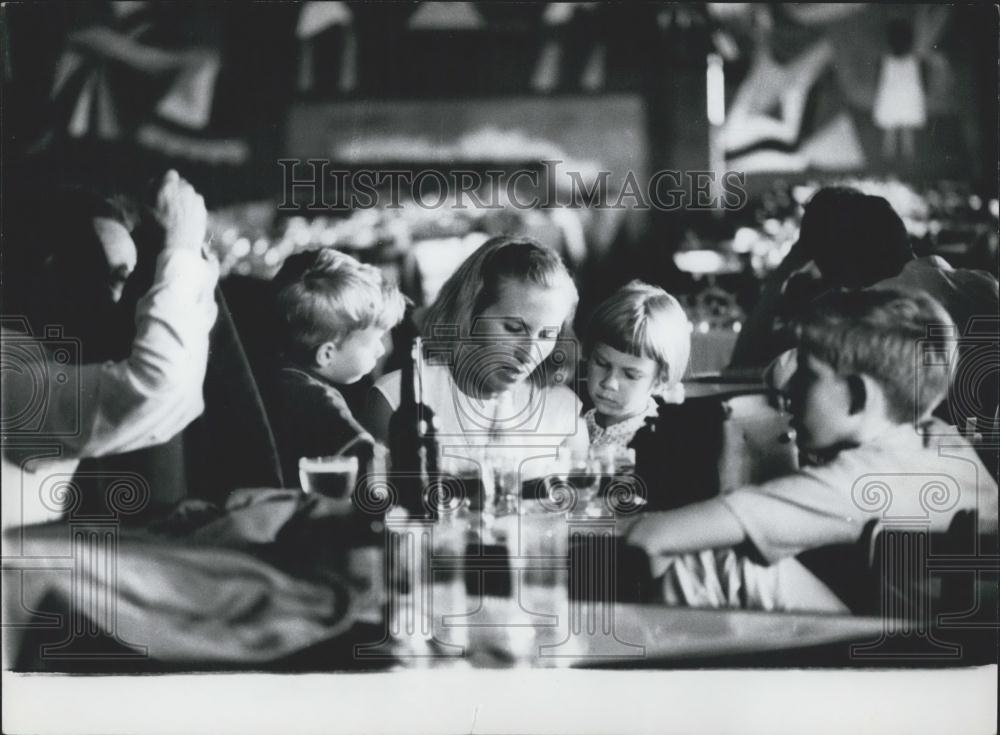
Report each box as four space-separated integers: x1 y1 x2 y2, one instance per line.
373 363 588 477
879 255 999 337
719 419 998 564
583 399 658 452
2 248 219 528
651 419 997 612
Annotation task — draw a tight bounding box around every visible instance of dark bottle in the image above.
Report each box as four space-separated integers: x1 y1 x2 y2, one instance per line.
387 337 440 515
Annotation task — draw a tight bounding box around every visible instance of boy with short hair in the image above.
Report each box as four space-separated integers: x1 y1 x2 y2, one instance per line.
271 248 406 487
626 288 998 611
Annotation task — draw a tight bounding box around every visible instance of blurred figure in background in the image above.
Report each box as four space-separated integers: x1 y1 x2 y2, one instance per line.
2 170 219 528
873 17 927 161
730 186 998 372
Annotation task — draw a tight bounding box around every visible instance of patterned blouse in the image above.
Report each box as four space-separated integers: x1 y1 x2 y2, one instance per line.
584 399 660 452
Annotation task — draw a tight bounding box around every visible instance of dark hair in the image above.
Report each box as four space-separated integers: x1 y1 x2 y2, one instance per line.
801 187 913 289
797 288 955 423
4 187 139 359
887 17 914 57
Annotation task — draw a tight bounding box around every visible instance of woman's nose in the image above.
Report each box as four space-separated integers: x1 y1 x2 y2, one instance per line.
513 337 537 359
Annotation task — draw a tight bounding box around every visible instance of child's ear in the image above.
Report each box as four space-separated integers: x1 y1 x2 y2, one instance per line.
314 341 337 367
846 374 867 415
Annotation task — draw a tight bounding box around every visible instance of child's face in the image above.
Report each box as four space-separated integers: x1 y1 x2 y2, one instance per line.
785 349 855 452
587 343 663 425
470 279 573 394
315 326 387 385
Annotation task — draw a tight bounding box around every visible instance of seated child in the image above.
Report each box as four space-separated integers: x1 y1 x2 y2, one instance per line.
625 288 999 611
271 248 406 487
583 281 691 451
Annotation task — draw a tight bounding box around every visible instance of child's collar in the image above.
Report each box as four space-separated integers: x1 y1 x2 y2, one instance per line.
281 363 342 390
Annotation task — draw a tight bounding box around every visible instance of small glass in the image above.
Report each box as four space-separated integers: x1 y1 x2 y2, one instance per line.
487 451 520 517
593 446 645 513
298 456 359 513
440 454 495 513
565 451 603 516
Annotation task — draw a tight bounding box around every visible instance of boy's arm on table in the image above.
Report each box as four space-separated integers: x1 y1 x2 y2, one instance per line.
624 498 747 556
624 468 862 563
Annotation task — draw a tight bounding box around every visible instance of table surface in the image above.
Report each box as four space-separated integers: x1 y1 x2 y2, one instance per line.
352 512 894 669
358 582 894 669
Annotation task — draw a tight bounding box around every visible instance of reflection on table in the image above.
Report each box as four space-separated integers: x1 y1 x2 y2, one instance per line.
350 507 892 669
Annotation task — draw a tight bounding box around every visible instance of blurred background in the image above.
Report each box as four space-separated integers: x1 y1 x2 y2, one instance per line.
3 2 997 377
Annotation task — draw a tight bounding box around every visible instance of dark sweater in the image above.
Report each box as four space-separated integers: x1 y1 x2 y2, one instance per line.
272 365 370 488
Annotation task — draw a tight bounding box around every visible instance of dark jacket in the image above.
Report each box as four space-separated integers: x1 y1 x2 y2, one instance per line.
271 365 370 488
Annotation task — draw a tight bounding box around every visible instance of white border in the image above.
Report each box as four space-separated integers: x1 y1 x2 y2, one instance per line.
4 667 998 735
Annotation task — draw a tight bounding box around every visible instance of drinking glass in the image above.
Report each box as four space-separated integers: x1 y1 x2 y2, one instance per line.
298 456 359 513
566 451 603 516
440 454 495 514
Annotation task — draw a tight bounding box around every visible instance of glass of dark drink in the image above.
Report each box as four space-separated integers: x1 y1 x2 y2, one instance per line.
298 456 359 513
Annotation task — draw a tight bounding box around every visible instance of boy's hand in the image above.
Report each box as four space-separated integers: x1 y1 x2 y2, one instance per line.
155 170 208 253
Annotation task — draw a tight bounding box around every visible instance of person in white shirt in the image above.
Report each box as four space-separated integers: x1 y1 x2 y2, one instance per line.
2 170 219 528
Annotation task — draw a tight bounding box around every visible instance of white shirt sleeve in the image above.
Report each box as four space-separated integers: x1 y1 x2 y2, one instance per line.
3 248 219 459
719 467 864 564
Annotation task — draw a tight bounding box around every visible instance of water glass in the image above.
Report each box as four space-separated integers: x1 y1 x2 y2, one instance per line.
298 456 359 513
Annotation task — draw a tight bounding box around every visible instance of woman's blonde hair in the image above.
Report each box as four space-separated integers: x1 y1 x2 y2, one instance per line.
420 236 579 387
585 280 691 387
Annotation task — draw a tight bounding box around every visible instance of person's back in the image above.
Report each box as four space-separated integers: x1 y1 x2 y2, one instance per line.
882 256 1000 439
730 188 915 370
880 255 998 335
272 366 371 488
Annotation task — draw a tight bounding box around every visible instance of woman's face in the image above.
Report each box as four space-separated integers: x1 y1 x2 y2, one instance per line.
464 279 574 394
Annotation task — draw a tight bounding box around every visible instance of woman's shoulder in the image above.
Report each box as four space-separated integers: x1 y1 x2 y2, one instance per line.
542 382 583 412
374 369 401 391
373 363 453 404
373 369 402 408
